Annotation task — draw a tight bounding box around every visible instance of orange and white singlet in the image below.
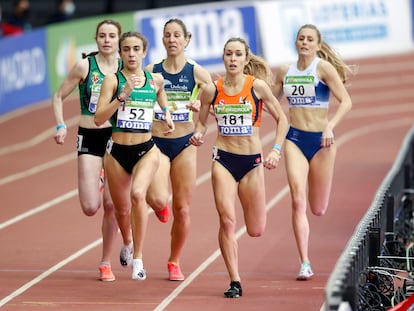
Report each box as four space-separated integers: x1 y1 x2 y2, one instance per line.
213 75 263 136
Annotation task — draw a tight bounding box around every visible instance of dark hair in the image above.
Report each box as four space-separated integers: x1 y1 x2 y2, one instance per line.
296 24 357 83
163 18 192 40
223 37 274 86
95 19 122 40
82 19 122 59
119 31 148 52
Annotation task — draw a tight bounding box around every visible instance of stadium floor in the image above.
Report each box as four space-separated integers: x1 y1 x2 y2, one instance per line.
1 52 414 310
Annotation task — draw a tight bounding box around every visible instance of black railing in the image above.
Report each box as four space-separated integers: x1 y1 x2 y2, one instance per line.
325 125 414 310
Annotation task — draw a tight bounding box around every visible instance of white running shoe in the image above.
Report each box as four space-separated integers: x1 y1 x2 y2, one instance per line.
296 262 314 281
120 242 133 267
132 258 147 281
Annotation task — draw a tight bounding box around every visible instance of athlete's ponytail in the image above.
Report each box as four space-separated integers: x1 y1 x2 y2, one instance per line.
297 24 357 83
223 37 274 87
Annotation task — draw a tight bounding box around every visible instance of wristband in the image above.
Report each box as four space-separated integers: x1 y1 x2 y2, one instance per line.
162 106 169 112
272 143 282 151
117 95 125 102
56 124 67 130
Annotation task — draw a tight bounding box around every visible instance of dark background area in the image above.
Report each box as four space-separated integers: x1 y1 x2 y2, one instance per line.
1 0 223 29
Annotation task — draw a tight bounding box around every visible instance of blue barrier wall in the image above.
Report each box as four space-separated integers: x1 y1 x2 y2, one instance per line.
0 29 50 114
0 0 413 116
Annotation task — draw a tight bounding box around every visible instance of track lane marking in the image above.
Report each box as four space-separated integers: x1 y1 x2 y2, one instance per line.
1 117 413 308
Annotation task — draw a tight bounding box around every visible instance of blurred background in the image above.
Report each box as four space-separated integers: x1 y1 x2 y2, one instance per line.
0 0 223 32
0 1 414 310
0 0 412 114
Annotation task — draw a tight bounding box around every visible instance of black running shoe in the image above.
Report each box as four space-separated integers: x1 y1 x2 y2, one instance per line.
119 243 133 267
224 281 243 298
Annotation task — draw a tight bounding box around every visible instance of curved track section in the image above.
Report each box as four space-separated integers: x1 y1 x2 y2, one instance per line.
1 52 414 310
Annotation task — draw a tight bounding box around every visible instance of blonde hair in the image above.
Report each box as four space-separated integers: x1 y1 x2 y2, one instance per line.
297 24 357 83
223 37 274 86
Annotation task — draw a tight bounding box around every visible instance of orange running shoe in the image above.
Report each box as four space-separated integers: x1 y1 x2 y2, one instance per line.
99 265 115 282
168 262 184 281
155 204 169 223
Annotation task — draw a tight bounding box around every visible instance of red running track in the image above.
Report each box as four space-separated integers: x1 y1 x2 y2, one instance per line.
1 52 414 311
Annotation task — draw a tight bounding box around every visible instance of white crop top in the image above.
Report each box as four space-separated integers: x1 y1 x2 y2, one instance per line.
283 57 330 109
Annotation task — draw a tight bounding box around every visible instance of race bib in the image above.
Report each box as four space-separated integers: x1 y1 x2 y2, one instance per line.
284 75 316 107
215 104 253 136
89 84 101 113
116 100 153 131
154 91 192 122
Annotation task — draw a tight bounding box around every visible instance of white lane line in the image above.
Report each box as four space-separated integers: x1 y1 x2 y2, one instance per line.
0 109 413 308
1 117 411 308
0 190 78 230
0 119 274 307
154 186 290 311
0 116 79 156
0 101 50 124
346 102 414 118
155 117 414 311
0 238 102 307
1 100 413 157
0 153 76 186
1 102 413 186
